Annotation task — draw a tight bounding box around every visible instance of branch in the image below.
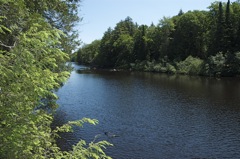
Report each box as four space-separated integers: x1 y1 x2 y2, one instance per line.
0 40 16 50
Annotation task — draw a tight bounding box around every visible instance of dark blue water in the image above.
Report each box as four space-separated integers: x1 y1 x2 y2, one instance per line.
54 63 240 159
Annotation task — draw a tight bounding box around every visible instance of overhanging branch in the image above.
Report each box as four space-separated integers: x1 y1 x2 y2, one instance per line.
0 40 16 50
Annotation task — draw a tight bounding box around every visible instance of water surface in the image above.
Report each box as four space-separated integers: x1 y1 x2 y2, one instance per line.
54 63 240 159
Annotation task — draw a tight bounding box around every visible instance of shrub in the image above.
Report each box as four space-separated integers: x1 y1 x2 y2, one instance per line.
207 52 227 76
166 63 177 74
176 56 204 75
153 63 163 72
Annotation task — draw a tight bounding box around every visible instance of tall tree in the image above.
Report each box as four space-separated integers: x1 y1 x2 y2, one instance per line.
133 25 148 61
158 16 175 59
145 24 162 61
215 2 225 54
77 40 101 64
224 0 234 52
114 34 134 67
230 1 240 51
178 9 184 16
95 17 137 68
95 28 115 67
169 11 208 60
235 14 240 51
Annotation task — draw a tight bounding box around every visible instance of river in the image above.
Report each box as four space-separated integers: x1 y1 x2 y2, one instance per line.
53 63 240 159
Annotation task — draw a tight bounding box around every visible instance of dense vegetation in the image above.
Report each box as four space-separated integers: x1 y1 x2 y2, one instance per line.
0 0 111 158
75 0 240 77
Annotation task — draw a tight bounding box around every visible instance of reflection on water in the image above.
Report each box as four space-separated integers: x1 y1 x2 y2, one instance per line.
53 63 240 159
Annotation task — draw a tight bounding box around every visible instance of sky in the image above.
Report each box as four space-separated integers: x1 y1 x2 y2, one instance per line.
77 0 218 45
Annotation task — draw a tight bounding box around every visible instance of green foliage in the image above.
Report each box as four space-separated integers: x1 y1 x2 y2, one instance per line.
206 51 240 76
207 52 227 76
114 34 134 67
53 118 112 159
133 25 149 61
166 63 177 74
0 0 111 158
76 40 101 64
170 10 208 60
176 56 204 75
130 59 176 74
157 17 175 59
88 18 137 68
153 63 164 72
69 140 112 159
95 28 116 68
132 60 155 72
54 118 98 133
78 1 240 77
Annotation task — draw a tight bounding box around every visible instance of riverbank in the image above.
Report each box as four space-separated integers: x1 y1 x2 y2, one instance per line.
76 53 240 77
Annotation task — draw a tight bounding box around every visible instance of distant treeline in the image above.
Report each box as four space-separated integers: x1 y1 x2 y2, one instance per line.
74 0 240 77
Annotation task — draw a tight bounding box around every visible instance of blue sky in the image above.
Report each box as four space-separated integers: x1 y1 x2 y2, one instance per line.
77 0 218 45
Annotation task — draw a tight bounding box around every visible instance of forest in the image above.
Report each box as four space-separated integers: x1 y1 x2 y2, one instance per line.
0 0 111 158
74 0 240 77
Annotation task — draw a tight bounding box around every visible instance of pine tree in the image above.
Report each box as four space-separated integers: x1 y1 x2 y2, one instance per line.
215 2 225 54
235 16 240 51
225 0 234 52
178 9 184 16
133 25 148 61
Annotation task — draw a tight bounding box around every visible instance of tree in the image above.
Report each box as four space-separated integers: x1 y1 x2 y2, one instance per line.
213 2 225 54
0 0 111 158
158 16 176 59
133 25 148 61
113 16 136 37
169 11 208 60
235 11 240 51
83 1 240 76
230 1 240 51
178 9 184 16
77 40 101 64
95 28 115 68
114 34 134 67
145 24 161 61
224 0 234 52
94 17 137 68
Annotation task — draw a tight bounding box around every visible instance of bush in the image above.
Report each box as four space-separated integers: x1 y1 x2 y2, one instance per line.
235 52 240 74
176 56 204 75
166 63 177 74
144 61 155 71
153 63 163 72
131 60 154 71
206 52 240 77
